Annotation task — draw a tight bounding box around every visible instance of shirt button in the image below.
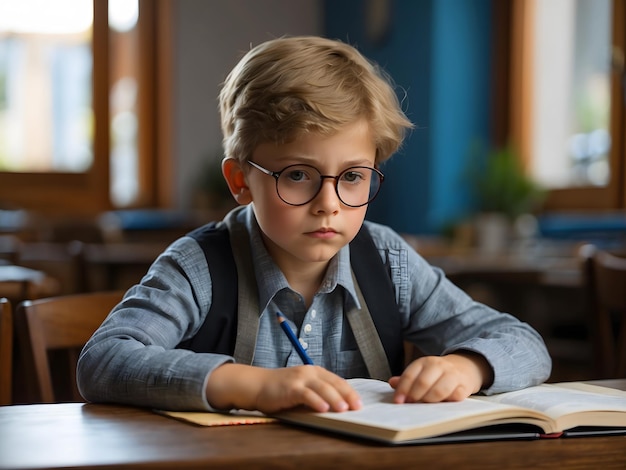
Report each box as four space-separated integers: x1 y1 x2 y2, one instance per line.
299 339 308 349
311 309 317 318
304 323 312 334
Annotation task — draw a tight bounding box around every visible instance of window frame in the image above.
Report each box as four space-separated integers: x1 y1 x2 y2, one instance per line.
0 0 172 215
497 0 626 212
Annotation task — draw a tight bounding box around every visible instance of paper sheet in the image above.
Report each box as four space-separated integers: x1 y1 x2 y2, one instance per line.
155 409 277 426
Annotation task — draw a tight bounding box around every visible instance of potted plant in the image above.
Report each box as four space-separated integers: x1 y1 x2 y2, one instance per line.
466 144 545 254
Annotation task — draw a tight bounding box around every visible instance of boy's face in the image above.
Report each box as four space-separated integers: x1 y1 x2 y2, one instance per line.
246 119 376 272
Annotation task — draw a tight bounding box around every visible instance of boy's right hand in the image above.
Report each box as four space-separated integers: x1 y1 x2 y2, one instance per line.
206 363 362 414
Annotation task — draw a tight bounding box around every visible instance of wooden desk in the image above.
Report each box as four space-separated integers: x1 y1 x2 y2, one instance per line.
0 265 60 304
402 233 584 287
77 242 167 291
420 249 582 288
1 381 625 470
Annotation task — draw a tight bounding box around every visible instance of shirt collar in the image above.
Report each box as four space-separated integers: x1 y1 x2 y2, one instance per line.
235 205 361 310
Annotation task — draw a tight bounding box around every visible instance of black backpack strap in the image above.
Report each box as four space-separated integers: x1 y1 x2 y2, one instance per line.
179 221 404 376
350 226 405 375
177 222 238 355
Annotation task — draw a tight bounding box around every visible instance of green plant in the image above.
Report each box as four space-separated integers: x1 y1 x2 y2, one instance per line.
466 144 545 219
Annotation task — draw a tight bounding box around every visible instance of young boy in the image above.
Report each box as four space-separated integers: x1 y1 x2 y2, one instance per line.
77 36 551 413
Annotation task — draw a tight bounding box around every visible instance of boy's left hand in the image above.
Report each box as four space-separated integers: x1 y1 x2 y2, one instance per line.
388 352 493 403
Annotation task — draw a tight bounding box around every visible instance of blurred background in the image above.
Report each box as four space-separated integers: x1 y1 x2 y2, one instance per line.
1 0 625 388
0 0 623 234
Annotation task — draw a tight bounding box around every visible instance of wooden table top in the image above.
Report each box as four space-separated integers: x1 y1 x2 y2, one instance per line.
401 234 584 287
1 381 626 470
0 264 60 303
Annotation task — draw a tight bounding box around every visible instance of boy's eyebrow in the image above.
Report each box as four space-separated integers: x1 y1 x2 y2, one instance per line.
275 154 376 168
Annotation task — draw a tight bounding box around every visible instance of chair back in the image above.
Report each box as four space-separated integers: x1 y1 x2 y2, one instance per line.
581 245 626 378
15 290 125 403
0 298 12 405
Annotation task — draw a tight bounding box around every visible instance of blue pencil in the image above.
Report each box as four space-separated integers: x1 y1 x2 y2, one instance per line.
276 311 314 365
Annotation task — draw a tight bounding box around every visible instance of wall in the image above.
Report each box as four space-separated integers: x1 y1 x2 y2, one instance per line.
173 0 322 209
325 0 493 234
173 0 492 235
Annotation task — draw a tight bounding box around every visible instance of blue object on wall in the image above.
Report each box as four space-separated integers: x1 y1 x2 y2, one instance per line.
324 0 492 234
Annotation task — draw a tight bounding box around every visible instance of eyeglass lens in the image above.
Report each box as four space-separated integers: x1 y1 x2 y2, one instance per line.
276 165 382 207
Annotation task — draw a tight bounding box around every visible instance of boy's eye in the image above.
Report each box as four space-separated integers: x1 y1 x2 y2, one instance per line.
285 169 311 182
342 170 364 183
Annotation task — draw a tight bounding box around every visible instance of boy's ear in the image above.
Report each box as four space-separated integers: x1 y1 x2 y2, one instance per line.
222 158 252 205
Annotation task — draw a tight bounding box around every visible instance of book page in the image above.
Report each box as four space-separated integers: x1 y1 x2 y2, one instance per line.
341 379 505 430
276 378 544 442
554 381 626 398
477 383 626 421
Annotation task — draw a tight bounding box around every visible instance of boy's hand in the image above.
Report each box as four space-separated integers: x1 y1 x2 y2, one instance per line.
206 363 362 414
388 352 493 403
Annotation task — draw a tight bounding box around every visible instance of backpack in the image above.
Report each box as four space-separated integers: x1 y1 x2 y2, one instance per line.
178 222 404 375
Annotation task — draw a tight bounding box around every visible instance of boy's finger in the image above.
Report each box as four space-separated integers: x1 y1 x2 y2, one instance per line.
299 388 332 413
310 378 362 412
416 375 459 403
392 362 424 403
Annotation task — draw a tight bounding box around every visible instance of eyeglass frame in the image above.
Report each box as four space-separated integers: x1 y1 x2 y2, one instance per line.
247 160 385 207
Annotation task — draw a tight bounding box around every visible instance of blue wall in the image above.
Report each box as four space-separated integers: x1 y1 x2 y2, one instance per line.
325 0 492 234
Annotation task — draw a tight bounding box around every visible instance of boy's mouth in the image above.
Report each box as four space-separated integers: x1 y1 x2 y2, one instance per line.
307 228 338 239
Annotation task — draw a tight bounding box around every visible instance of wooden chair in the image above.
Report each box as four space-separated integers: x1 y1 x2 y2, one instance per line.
0 298 12 405
15 290 125 403
580 244 626 378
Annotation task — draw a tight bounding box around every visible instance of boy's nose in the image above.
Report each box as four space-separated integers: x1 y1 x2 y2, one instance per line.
312 179 341 212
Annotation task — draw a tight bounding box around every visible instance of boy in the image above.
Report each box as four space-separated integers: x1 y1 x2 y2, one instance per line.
77 36 551 413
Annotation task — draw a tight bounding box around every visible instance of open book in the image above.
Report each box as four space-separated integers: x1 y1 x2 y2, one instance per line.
274 378 626 444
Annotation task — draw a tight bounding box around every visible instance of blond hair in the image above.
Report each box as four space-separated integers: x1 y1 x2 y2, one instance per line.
219 36 413 165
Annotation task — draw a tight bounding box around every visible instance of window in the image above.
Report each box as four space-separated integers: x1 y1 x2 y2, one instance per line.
529 0 612 189
0 0 171 214
0 0 93 173
499 0 626 210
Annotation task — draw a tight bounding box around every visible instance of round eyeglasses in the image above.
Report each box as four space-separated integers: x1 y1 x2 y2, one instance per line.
248 160 384 207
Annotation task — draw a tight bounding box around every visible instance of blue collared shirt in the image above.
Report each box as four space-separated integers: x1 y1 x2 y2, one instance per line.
77 205 551 411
